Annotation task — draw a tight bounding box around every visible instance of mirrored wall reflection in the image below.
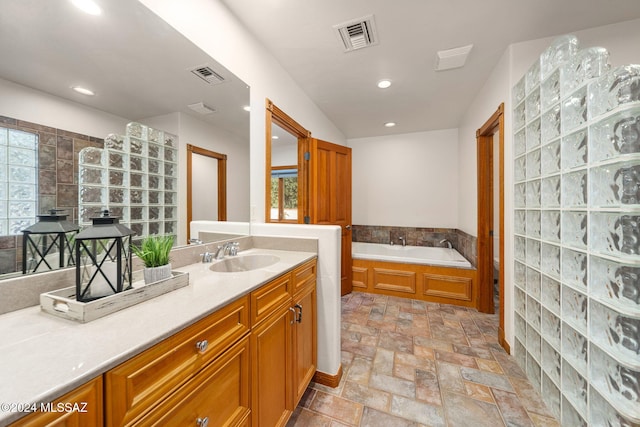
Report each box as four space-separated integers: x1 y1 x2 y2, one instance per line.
0 115 104 274
512 35 640 424
79 122 179 239
269 121 300 222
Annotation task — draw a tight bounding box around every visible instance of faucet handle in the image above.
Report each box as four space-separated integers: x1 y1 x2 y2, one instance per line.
229 242 240 256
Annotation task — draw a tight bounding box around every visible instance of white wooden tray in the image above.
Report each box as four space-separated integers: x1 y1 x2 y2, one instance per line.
40 271 189 323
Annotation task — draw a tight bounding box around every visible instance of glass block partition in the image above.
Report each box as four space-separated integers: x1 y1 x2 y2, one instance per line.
78 122 178 239
513 35 640 426
0 127 38 235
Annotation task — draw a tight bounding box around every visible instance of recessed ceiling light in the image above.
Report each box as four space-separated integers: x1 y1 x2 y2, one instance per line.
272 135 279 140
72 86 95 96
377 79 392 89
243 105 251 112
384 122 396 127
70 0 102 15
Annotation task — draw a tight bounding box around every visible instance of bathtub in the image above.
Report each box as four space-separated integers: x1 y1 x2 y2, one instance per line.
352 242 471 268
351 242 477 308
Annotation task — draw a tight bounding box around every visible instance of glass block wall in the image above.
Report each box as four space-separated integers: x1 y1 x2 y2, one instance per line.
78 122 179 239
513 35 640 425
0 127 38 236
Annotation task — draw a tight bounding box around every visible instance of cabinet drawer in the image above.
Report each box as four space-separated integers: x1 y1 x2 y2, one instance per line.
251 273 291 326
292 259 317 296
134 337 251 427
10 376 103 427
106 295 250 426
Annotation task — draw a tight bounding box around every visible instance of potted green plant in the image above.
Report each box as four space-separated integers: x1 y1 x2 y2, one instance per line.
132 235 174 284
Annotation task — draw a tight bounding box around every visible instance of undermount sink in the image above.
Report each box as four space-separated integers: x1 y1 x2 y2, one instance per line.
209 254 281 273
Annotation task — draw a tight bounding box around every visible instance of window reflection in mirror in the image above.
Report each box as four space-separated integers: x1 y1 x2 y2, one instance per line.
270 167 298 221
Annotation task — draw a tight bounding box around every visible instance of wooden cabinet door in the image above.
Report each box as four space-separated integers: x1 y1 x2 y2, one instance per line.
292 283 317 406
309 139 352 295
106 296 250 426
250 304 293 427
10 377 103 427
134 337 251 427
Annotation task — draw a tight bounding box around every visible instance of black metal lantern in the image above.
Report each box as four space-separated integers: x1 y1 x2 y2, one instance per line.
75 210 135 302
22 209 80 274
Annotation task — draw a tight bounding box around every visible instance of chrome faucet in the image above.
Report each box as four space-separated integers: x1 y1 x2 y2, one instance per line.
398 236 406 247
440 239 453 249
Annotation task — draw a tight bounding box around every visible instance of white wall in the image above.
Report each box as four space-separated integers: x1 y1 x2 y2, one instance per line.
250 223 342 380
349 129 459 227
271 143 298 167
0 77 128 138
458 18 640 347
139 0 347 224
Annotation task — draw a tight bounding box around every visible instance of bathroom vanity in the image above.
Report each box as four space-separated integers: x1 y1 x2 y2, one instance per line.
0 246 317 427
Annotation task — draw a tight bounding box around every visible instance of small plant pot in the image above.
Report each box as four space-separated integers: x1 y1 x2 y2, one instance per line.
143 263 172 284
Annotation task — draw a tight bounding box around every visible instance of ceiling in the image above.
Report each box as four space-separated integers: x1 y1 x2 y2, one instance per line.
0 0 249 139
220 0 640 139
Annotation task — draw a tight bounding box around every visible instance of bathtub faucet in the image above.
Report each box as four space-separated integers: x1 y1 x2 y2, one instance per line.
440 239 453 249
398 236 406 246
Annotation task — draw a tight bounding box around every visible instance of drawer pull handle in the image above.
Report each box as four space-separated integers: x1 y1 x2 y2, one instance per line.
196 340 209 353
197 417 209 427
289 307 296 324
295 304 303 323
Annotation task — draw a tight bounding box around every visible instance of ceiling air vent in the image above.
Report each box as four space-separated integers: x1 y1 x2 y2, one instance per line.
190 65 225 84
187 102 216 115
333 15 378 52
435 44 474 71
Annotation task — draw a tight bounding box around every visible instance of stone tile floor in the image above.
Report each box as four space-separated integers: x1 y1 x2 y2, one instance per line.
288 292 560 427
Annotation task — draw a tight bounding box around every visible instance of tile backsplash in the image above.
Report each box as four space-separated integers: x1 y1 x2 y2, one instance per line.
0 115 103 274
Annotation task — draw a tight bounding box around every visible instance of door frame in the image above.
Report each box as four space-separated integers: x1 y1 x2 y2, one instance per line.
186 144 227 242
265 99 311 223
476 103 508 352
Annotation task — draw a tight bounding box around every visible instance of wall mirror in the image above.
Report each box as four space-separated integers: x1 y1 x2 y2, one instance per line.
0 0 250 277
265 99 310 223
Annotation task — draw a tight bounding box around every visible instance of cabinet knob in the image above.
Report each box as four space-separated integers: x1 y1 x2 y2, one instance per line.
196 339 209 353
289 307 296 324
197 417 209 427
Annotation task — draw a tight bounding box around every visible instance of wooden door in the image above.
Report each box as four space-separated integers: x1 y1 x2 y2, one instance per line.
477 104 507 352
309 139 352 295
251 304 292 427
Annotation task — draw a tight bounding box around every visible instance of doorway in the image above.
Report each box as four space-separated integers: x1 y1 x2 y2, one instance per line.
265 99 353 295
476 103 507 352
186 144 227 242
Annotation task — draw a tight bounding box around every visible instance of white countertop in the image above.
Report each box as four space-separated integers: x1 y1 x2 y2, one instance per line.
0 248 316 426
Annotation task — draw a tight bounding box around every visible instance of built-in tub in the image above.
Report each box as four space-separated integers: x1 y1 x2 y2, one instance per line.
351 242 477 308
352 242 471 268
